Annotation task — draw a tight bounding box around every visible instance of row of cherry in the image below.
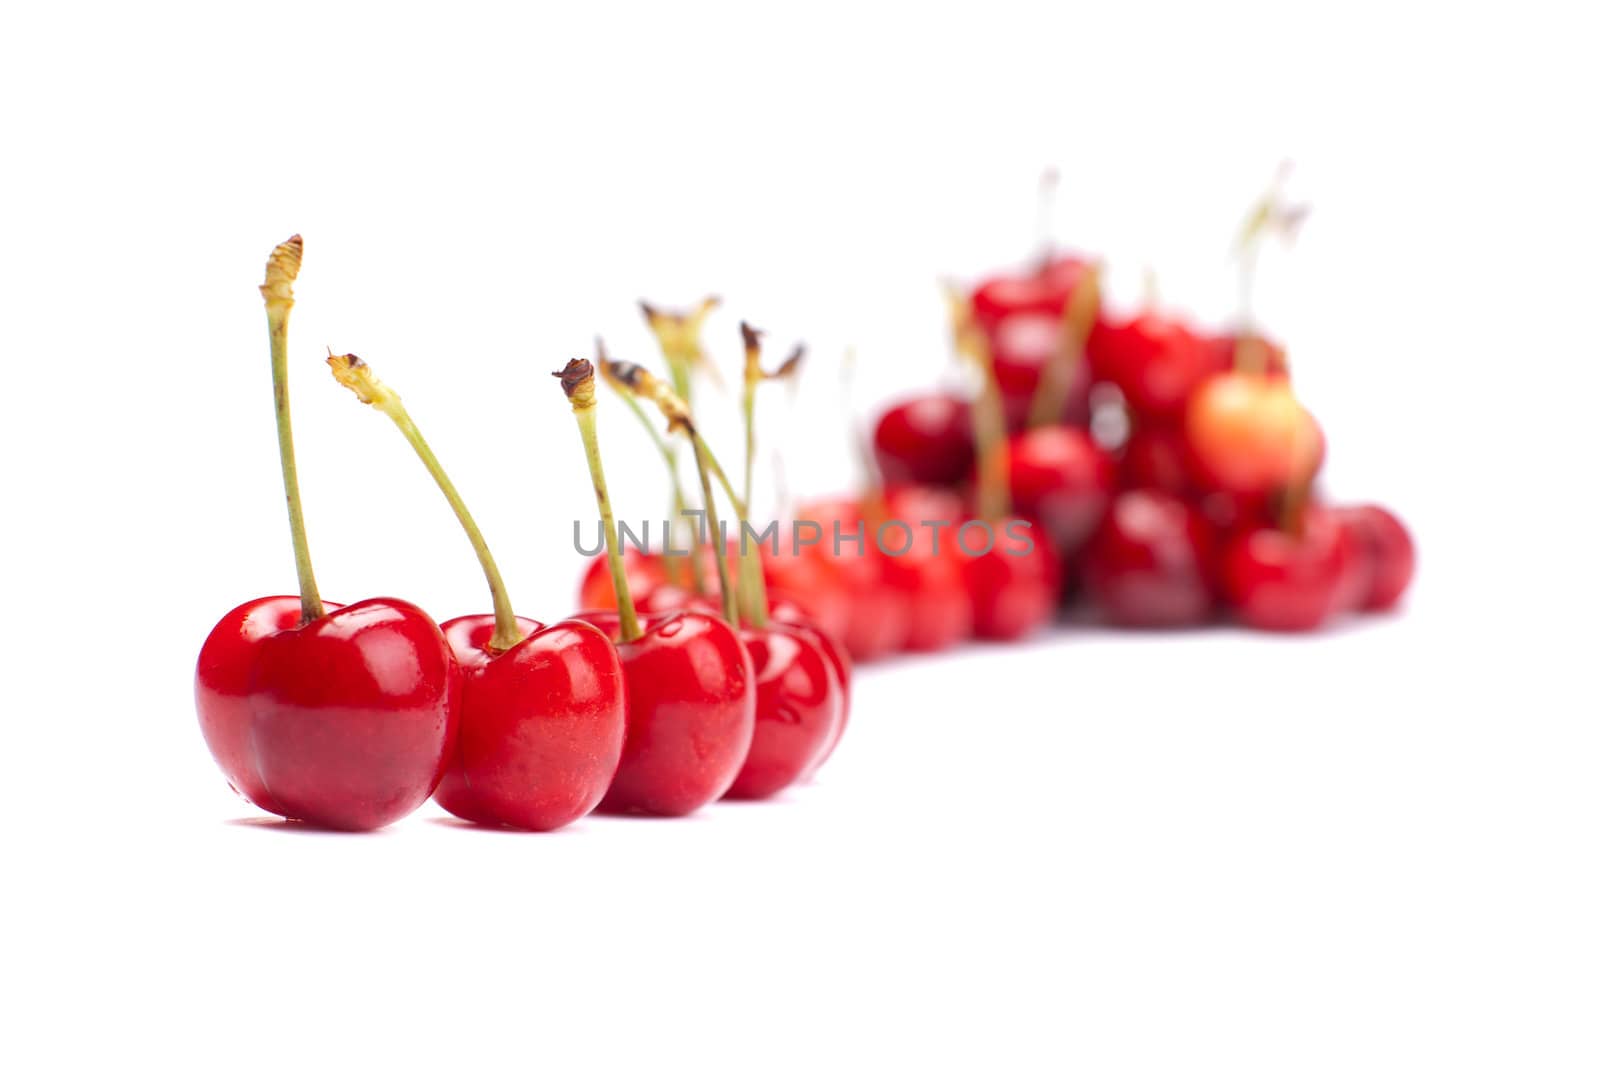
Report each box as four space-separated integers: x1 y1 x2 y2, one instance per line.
196 238 850 832
574 198 1414 657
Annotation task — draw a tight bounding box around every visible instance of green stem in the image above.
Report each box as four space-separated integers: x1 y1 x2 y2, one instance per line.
576 406 642 642
383 403 522 652
688 431 739 628
611 379 699 591
697 432 768 629
263 241 324 624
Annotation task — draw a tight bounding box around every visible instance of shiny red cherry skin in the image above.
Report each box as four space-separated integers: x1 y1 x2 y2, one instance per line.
758 531 854 644
1007 425 1116 557
872 393 974 488
798 497 912 662
971 254 1091 328
987 312 1094 430
769 599 853 774
578 547 675 612
576 610 756 817
1081 491 1218 627
878 486 974 652
432 615 625 830
961 516 1062 640
196 596 460 831
1118 425 1193 495
1202 331 1289 377
1334 504 1416 612
1219 507 1355 631
723 620 844 800
1088 313 1222 422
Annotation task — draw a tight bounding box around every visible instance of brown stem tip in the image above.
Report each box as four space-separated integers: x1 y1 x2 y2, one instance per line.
555 358 597 407
327 351 396 408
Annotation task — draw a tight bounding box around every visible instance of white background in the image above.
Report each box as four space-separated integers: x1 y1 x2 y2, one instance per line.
3 2 1597 1064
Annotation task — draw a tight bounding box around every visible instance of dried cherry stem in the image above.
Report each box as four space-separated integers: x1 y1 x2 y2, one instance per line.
640 296 721 407
1026 262 1102 428
944 282 1010 523
329 353 522 652
597 341 700 592
1233 162 1307 376
260 235 325 624
601 355 745 630
739 322 804 519
1277 478 1313 540
556 359 642 642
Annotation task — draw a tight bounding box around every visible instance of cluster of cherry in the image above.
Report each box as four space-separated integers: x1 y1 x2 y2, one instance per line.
196 238 848 832
585 182 1414 665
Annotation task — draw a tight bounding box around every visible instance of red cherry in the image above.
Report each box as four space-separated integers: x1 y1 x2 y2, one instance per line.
1080 491 1217 627
577 548 674 612
1087 312 1223 421
961 516 1062 640
878 486 974 652
872 393 974 487
971 254 1090 328
723 620 845 800
988 312 1094 430
1219 507 1354 631
798 497 912 662
577 610 757 817
1185 372 1324 494
758 531 854 645
1118 424 1192 495
197 238 459 831
769 598 853 774
430 616 626 829
1007 425 1116 557
1334 505 1416 612
196 596 460 831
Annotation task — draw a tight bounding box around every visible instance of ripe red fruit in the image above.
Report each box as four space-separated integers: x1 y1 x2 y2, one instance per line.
1334 504 1416 612
432 616 626 829
769 598 853 774
577 610 756 816
1088 312 1223 421
577 548 674 612
798 497 912 662
197 597 460 830
723 620 845 800
971 254 1091 328
961 517 1062 640
1219 507 1354 631
872 393 974 487
1185 372 1324 494
878 486 974 652
1080 491 1217 627
1006 425 1116 557
1118 425 1193 495
197 237 460 831
987 312 1094 430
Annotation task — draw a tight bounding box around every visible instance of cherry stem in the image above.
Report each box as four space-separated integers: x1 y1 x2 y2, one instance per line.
946 284 1010 523
600 355 761 629
697 421 769 629
260 235 325 624
557 360 642 643
329 354 522 652
599 345 701 592
689 429 741 627
1026 263 1101 429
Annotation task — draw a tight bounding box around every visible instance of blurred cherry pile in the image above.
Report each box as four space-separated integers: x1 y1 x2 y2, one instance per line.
581 176 1415 665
